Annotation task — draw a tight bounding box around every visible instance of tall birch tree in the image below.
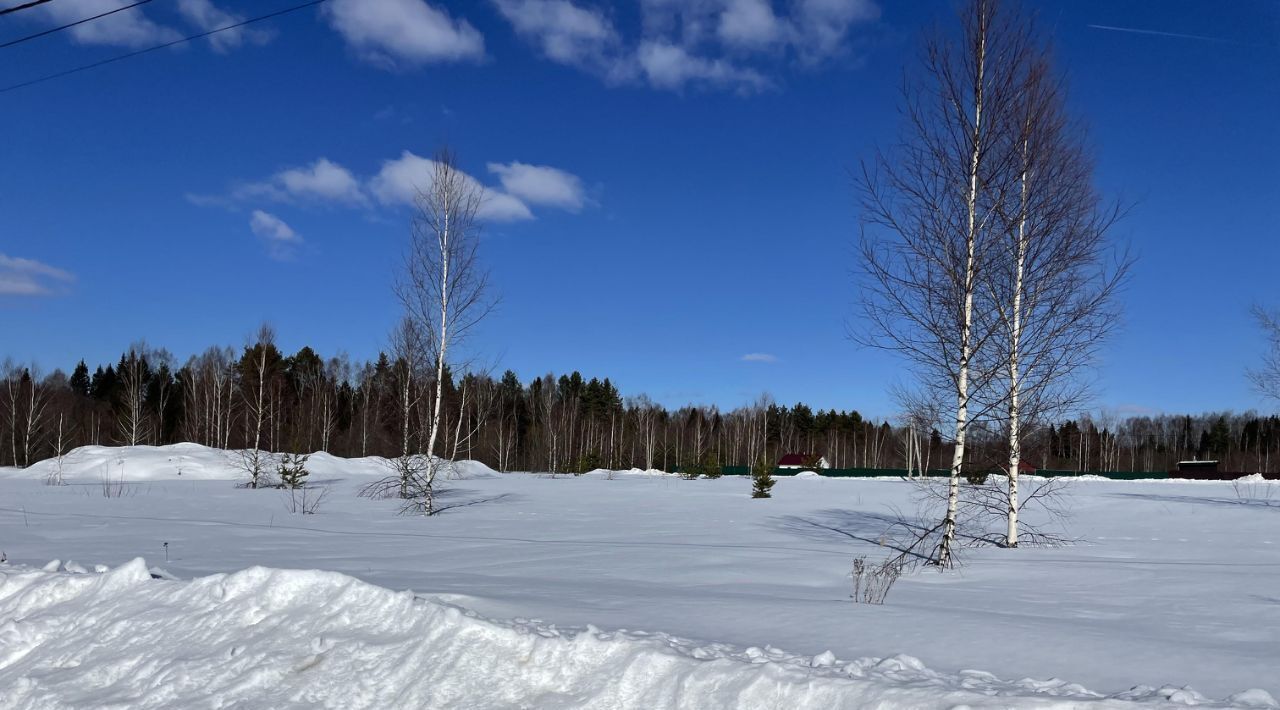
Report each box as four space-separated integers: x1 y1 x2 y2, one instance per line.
988 50 1128 547
395 149 494 514
857 0 1029 566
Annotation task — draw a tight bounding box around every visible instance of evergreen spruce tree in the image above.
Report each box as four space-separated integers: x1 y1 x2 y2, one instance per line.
576 450 602 474
700 449 722 479
751 455 775 499
278 452 310 489
69 360 91 397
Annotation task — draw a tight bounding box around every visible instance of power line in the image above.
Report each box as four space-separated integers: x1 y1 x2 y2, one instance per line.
0 0 55 18
1 0 153 50
0 0 328 95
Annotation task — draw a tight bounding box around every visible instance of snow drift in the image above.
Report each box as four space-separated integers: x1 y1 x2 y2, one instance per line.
14 444 499 482
0 562 1271 709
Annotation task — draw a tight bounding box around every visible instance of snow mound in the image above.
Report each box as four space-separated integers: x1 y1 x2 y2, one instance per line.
1 562 1267 709
4 444 477 483
12 443 235 481
451 459 500 479
582 468 658 477
793 471 823 478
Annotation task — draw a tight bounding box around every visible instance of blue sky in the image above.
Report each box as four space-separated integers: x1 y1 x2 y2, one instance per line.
1 0 1277 419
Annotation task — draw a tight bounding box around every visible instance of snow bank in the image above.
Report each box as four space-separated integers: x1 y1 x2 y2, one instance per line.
452 459 500 479
1 562 1269 709
15 443 235 481
582 467 675 477
6 444 494 483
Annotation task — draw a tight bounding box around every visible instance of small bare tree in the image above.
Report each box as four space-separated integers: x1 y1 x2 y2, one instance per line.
393 149 495 514
19 367 51 468
236 325 279 488
117 344 151 446
48 412 70 485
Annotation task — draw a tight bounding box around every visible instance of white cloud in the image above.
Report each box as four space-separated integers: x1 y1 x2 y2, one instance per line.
0 254 75 296
277 159 366 204
236 158 367 206
640 0 878 58
491 0 632 81
740 352 778 363
206 152 588 224
371 151 533 222
637 40 769 92
176 0 272 52
249 210 302 260
323 0 484 68
250 210 299 242
35 0 180 48
487 161 586 211
717 0 783 47
492 0 876 92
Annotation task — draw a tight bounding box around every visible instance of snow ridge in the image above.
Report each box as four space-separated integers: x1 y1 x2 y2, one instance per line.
1 561 1271 709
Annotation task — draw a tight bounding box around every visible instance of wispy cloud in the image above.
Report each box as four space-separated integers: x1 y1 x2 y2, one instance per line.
176 0 273 52
491 0 879 93
249 210 302 260
740 352 778 363
0 254 75 296
33 0 180 48
637 40 770 92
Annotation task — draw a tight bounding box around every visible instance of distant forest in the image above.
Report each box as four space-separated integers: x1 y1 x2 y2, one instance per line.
3 342 1280 475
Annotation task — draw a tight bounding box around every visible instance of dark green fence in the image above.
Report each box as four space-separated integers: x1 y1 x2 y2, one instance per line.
715 467 1172 480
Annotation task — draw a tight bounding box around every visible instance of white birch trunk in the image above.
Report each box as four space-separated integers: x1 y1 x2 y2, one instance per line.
939 12 987 568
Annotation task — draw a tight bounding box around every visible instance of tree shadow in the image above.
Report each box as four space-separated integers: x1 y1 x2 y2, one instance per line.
1106 491 1280 511
431 489 519 515
769 509 940 564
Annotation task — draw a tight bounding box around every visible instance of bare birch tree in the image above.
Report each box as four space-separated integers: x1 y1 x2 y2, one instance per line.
237 324 278 488
117 344 151 446
985 37 1129 547
1249 306 1280 403
857 0 1029 566
394 149 495 514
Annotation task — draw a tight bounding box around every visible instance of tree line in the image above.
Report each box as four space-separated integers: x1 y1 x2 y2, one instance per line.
4 347 1279 477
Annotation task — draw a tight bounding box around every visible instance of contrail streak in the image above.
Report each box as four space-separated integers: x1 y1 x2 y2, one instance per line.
1088 24 1237 44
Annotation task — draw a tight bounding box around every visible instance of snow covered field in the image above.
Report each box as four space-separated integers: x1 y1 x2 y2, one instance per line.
2 444 1278 708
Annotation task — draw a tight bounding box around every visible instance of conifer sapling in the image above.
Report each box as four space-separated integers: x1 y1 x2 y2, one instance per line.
751 455 775 499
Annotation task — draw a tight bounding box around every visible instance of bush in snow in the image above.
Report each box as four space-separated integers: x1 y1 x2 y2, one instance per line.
285 485 328 515
851 555 903 605
100 461 132 498
1232 475 1277 506
681 450 722 480
575 451 602 475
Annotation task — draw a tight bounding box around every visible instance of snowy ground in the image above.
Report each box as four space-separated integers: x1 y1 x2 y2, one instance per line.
2 444 1278 708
